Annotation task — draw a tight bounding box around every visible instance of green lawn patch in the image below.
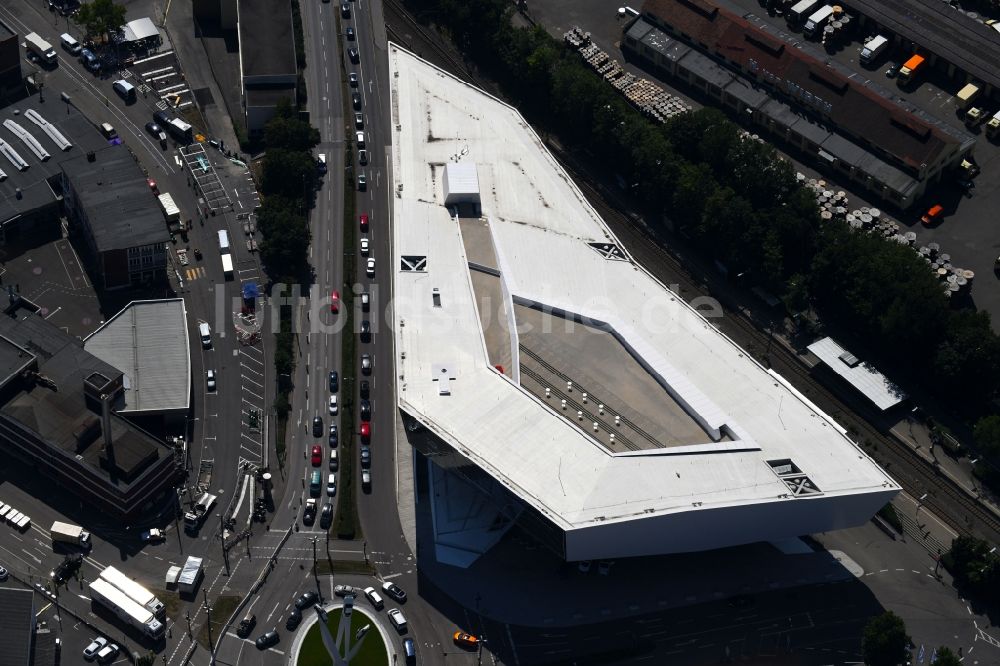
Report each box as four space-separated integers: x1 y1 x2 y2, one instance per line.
196 594 241 650
297 608 389 666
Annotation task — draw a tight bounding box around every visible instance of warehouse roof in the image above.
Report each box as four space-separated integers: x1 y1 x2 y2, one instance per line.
84 299 191 414
60 146 169 251
389 45 897 531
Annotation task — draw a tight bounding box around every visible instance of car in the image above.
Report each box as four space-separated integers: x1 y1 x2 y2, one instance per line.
303 499 317 525
352 91 362 109
329 394 338 415
360 380 370 399
388 608 407 631
358 173 367 190
335 584 358 597
885 62 899 78
145 121 167 143
312 416 323 437
329 424 339 447
454 632 479 649
311 445 322 466
286 608 302 630
362 469 372 490
363 586 384 609
331 290 340 313
598 560 614 575
358 149 368 165
329 449 339 471
147 177 157 192
366 257 375 276
360 421 371 442
349 72 358 87
255 630 280 650
360 237 369 254
355 112 364 129
578 560 592 573
320 502 333 527
361 291 370 312
403 637 417 664
96 642 119 663
80 48 100 71
346 26 355 40
326 474 337 497
141 528 165 543
360 399 371 420
206 370 216 391
329 371 339 392
295 590 319 610
360 320 371 342
381 581 407 602
349 48 359 63
361 353 372 374
237 613 257 638
957 177 975 193
341 1 350 16
83 637 108 661
51 553 82 583
360 445 371 469
0 565 7 581
360 213 369 232
921 204 944 226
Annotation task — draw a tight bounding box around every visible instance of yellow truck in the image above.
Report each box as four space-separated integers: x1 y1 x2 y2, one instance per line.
956 83 980 110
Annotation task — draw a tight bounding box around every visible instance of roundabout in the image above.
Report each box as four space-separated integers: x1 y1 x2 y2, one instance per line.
287 597 394 666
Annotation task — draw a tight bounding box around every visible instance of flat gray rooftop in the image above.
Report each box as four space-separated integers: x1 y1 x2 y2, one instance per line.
238 0 297 79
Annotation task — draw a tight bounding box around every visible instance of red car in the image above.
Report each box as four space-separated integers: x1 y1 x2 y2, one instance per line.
330 290 340 313
921 204 944 226
311 445 322 466
360 213 369 233
360 421 370 442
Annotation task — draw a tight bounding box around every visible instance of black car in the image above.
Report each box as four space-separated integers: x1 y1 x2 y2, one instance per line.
360 399 371 420
144 122 167 142
312 416 323 437
320 503 333 528
153 110 171 126
286 608 302 631
360 380 370 399
295 591 319 610
349 72 358 87
329 424 339 447
352 91 362 110
50 553 82 583
360 320 371 342
381 581 407 603
255 630 279 650
303 502 317 525
346 26 355 40
360 445 371 470
341 2 350 17
349 48 359 64
885 62 899 78
329 371 339 393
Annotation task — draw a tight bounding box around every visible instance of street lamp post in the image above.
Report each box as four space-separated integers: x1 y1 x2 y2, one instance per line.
203 590 214 652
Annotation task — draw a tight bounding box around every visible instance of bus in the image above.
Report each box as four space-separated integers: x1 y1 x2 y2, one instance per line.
99 566 165 619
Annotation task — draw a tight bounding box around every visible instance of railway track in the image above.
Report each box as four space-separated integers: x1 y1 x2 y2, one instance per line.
380 0 1000 548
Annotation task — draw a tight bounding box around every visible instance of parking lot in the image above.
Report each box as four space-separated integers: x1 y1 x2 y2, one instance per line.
529 0 1000 322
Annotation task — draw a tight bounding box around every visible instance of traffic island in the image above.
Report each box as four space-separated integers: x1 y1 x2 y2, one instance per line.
292 604 392 666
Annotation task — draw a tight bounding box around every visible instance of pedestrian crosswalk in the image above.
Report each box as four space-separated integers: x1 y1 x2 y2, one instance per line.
185 266 206 281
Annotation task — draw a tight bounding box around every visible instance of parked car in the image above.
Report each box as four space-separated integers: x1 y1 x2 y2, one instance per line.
349 72 358 87
360 445 371 469
329 424 339 447
360 237 369 254
349 48 359 63
362 469 372 491
360 380 370 399
358 149 368 165
358 173 367 190
381 581 407 602
360 399 371 420
80 48 100 71
330 290 340 313
885 61 899 78
96 642 119 664
327 474 337 497
321 502 333 527
921 204 944 226
366 257 375 276
0 565 8 581
346 26 355 40
361 353 372 375
255 630 280 650
329 394 338 415
341 2 350 17
145 122 167 144
360 421 371 442
206 370 216 391
388 608 407 631
83 637 107 661
360 320 371 342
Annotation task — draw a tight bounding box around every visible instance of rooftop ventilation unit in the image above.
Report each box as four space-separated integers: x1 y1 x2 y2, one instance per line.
24 109 73 152
0 139 29 171
3 119 50 161
838 351 861 368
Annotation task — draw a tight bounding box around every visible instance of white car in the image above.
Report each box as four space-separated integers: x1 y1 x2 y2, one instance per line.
329 394 338 415
83 637 107 661
360 237 369 255
327 473 337 496
206 370 216 391
388 608 407 631
96 643 120 664
366 258 375 276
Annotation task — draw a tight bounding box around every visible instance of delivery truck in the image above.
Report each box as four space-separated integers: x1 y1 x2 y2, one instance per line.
25 33 57 66
89 579 165 640
803 5 835 38
184 492 217 532
50 521 91 549
100 566 166 618
898 54 925 85
787 0 820 26
986 110 1000 140
859 35 888 66
158 192 181 230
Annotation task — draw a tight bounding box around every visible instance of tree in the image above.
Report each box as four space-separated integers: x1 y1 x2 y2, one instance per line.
263 114 320 153
260 149 318 200
931 646 961 666
934 311 1000 406
974 415 1000 459
862 611 910 666
76 0 127 42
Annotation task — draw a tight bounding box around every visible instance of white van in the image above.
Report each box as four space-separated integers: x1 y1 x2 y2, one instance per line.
218 230 230 254
356 131 365 148
60 33 81 54
198 322 212 349
859 35 889 66
100 123 117 139
112 79 136 102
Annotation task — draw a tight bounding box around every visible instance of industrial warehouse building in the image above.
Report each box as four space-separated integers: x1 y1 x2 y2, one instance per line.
389 45 899 567
623 0 975 209
0 297 181 521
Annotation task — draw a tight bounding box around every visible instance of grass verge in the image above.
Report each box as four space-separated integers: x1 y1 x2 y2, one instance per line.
296 608 387 666
195 594 240 650
316 558 375 576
